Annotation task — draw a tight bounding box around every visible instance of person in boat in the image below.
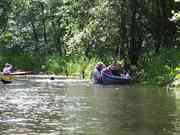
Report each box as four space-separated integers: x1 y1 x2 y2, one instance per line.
2 63 13 75
1 63 13 83
110 63 122 76
101 65 113 76
103 63 130 79
92 62 105 84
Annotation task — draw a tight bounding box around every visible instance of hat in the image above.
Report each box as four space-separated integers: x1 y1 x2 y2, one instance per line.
5 63 11 67
96 62 105 69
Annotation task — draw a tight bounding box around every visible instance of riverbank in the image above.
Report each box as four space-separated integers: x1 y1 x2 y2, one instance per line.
141 48 180 86
0 48 179 86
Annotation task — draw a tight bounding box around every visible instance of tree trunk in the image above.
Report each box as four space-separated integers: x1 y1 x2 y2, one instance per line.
40 3 48 56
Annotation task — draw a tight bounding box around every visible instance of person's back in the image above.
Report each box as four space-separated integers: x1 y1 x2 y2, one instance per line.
92 68 102 83
109 63 122 76
92 62 105 84
101 66 113 76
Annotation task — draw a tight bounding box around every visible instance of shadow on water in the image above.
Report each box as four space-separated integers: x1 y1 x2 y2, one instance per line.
0 77 180 135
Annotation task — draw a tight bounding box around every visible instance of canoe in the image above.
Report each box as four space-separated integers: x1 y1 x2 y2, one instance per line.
1 75 14 84
1 79 12 84
101 72 130 85
0 71 32 84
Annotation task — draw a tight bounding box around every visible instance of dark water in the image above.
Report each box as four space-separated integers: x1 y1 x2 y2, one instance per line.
0 78 180 135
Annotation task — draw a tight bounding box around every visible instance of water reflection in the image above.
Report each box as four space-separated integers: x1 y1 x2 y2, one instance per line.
0 79 179 135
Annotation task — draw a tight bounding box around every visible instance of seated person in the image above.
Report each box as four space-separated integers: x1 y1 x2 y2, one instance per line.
92 62 105 84
109 63 130 79
110 63 122 76
101 65 113 76
3 63 13 75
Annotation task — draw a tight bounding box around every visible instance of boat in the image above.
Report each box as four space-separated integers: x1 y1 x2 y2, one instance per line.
1 75 14 84
101 72 130 85
0 71 32 84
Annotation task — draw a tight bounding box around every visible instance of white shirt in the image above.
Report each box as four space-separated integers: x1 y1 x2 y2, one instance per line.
92 69 102 83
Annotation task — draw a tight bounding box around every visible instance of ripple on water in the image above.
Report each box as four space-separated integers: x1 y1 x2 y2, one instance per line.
1 79 180 135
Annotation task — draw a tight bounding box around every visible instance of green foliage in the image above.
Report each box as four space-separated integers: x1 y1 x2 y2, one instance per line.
0 31 13 46
0 0 179 84
0 0 11 32
84 58 97 79
45 55 98 78
0 53 39 71
0 0 178 59
172 11 180 21
175 65 180 79
142 48 180 85
46 56 67 75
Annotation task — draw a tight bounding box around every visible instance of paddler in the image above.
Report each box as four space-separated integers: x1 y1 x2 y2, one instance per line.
3 63 13 75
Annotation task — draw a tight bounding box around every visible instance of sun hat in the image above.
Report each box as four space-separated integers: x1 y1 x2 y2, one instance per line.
96 62 105 69
5 63 11 67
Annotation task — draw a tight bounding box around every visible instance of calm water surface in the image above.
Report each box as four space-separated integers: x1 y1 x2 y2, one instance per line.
0 78 180 135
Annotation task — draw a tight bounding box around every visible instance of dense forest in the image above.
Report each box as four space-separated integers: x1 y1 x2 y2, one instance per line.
0 0 180 85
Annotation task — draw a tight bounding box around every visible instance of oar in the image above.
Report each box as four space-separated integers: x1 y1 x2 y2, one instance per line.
10 71 32 75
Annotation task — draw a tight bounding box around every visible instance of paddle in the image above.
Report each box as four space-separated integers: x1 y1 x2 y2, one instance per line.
10 71 32 75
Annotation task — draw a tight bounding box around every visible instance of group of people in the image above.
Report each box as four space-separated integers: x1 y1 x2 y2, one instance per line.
92 62 130 84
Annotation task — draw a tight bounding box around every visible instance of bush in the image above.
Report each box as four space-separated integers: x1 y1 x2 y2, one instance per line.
0 53 39 72
142 48 180 85
45 55 99 78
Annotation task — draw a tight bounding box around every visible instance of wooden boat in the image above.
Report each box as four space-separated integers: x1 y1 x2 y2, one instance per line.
1 71 32 84
101 72 130 85
1 79 12 84
1 75 14 84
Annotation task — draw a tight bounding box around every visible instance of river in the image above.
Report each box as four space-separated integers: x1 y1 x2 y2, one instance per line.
0 77 180 135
